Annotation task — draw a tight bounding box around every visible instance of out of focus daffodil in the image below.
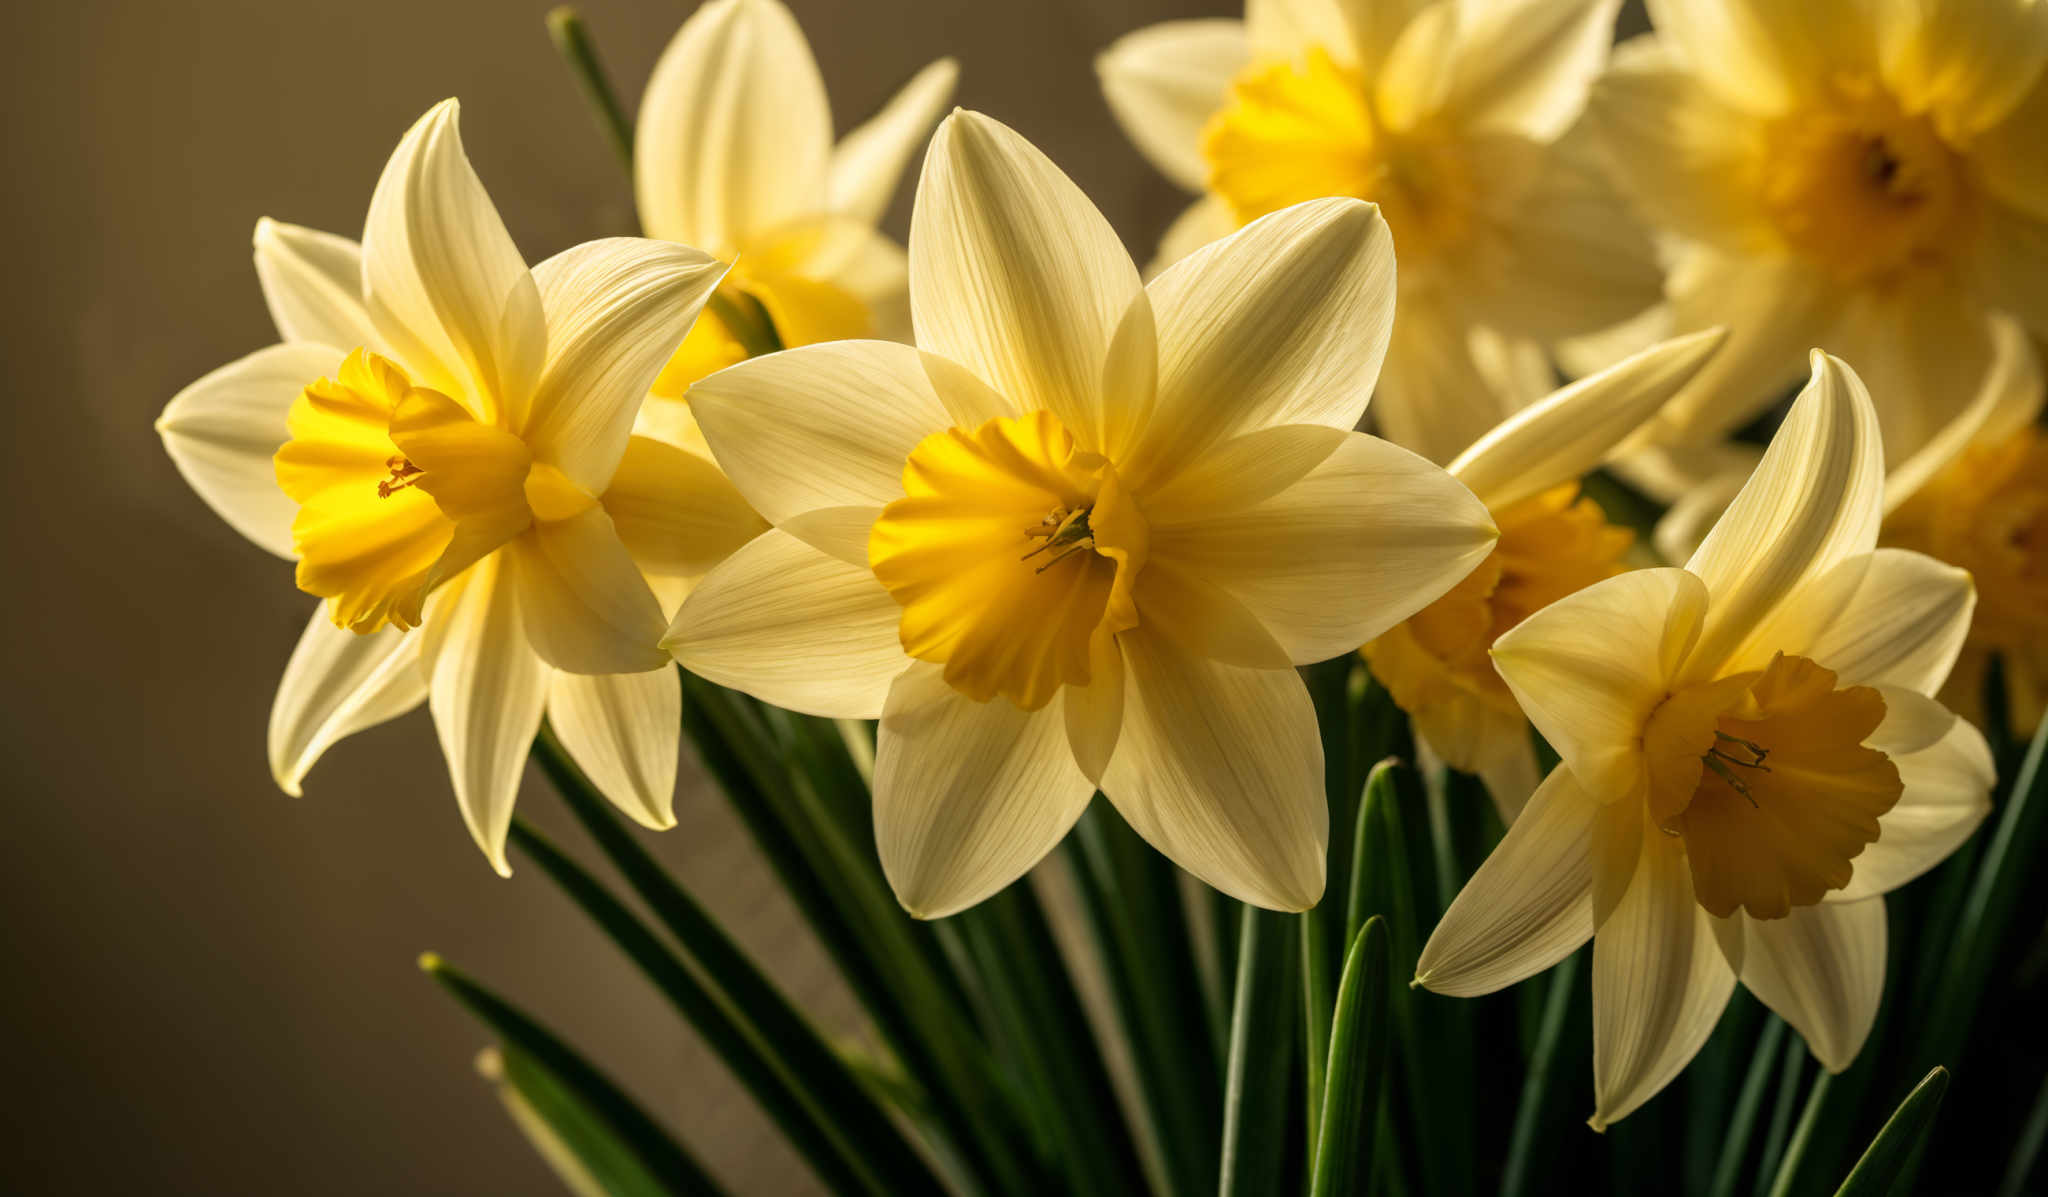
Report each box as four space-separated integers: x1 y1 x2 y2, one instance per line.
1097 0 1658 462
155 100 734 872
666 110 1497 917
1362 327 1725 813
1589 0 2048 465
1416 352 1994 1128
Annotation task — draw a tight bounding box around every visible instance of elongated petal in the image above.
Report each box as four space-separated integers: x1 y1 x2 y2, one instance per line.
1247 0 1364 63
1450 329 1726 511
688 340 956 524
1682 352 1885 681
1152 430 1495 664
361 99 545 421
1148 194 1239 276
1833 713 1994 900
157 341 342 558
1879 0 2048 139
1445 0 1619 139
1099 627 1325 910
829 58 960 226
508 511 670 675
424 556 552 876
665 529 907 718
1134 559 1293 669
1374 1 1458 131
1126 198 1395 490
874 664 1094 918
1065 635 1126 784
1733 549 1974 694
1885 315 2044 513
634 0 831 250
1590 828 1737 1129
601 435 767 588
1648 252 1833 448
547 667 680 830
1822 274 2000 469
1643 0 1871 116
911 110 1141 449
1493 568 1709 805
1730 898 1886 1072
522 238 726 492
269 610 427 796
1971 79 2048 221
1417 769 1598 996
1097 19 1249 191
253 219 378 350
1371 293 1553 466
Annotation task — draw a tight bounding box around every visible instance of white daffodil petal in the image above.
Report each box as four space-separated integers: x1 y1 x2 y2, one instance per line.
1885 316 2044 513
1152 430 1497 664
1449 329 1727 512
1733 898 1886 1072
157 341 342 559
424 556 552 876
1373 1 1458 131
874 664 1095 918
1737 549 1974 694
1129 198 1396 488
1822 276 2000 469
634 0 832 250
1141 424 1348 524
1100 628 1326 911
1879 0 2048 139
1148 195 1240 277
1135 560 1294 670
1971 79 2048 222
1643 0 1863 116
1416 769 1598 997
269 610 426 796
1590 829 1738 1129
688 340 956 524
602 435 769 589
1097 19 1249 192
1834 714 1994 901
1446 0 1620 140
547 668 680 830
910 111 1141 449
665 529 907 719
1247 0 1365 63
1493 568 1709 805
1371 291 1552 466
509 510 671 676
829 58 960 227
1683 352 1885 682
1065 636 1126 785
361 99 545 420
522 238 727 492
252 219 379 350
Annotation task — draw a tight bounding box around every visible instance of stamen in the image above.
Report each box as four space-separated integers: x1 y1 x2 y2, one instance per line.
377 455 424 498
1021 506 1094 565
1713 731 1771 766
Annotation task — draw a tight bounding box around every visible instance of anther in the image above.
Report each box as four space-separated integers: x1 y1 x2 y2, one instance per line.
378 455 424 498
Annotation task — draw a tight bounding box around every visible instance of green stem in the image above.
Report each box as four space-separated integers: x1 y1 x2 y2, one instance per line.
1219 905 1300 1197
708 290 785 358
1499 954 1581 1197
1764 1072 1832 1197
544 7 635 170
1707 1017 1788 1197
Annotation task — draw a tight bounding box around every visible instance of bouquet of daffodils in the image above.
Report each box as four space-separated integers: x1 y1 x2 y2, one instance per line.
154 0 2048 1193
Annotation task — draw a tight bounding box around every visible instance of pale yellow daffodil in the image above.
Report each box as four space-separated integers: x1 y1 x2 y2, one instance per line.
665 110 1497 917
1416 351 1994 1128
1588 0 2048 466
1363 327 1725 814
1096 0 1660 463
155 100 735 873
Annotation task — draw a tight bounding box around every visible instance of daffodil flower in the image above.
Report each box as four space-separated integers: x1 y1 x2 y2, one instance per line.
633 0 956 425
1096 0 1659 463
1415 351 1994 1128
665 110 1497 917
1363 327 1725 813
155 100 732 872
1588 0 2048 465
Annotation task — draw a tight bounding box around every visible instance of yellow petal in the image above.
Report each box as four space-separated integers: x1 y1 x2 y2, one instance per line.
1098 19 1249 191
547 667 680 830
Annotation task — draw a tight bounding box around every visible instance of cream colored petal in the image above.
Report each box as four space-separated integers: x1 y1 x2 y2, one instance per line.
1735 549 1973 694
1146 195 1240 277
634 0 831 250
1642 0 1873 116
269 610 427 797
821 230 912 341
687 340 955 524
1868 685 1960 756
547 668 680 830
156 341 343 559
424 555 552 876
1478 735 1543 822
1822 274 2001 469
1731 898 1886 1072
1247 0 1368 64
1371 296 1539 467
1139 423 1347 523
252 219 378 350
910 110 1140 449
1652 467 1748 566
1097 19 1248 192
1065 636 1126 784
1879 0 2048 139
1650 252 1833 448
874 664 1094 918
522 238 727 492
828 57 960 227
508 511 670 676
1134 559 1294 670
1492 567 1709 805
1886 316 2044 512
1682 352 1886 681
1450 328 1726 511
1445 0 1619 140
1125 198 1395 490
1557 302 1676 381
1151 430 1496 665
1416 769 1598 997
1590 827 1737 1129
601 435 768 588
1971 203 2048 338
1100 627 1326 910
1833 713 1994 900
664 528 907 719
1970 78 2048 222
1373 1 1458 132
361 99 545 421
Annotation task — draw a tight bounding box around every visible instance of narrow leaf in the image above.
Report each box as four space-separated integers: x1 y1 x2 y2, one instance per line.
479 1044 670 1197
1220 905 1301 1197
544 7 634 169
1311 918 1391 1197
1707 1017 1789 1197
1833 1068 1949 1197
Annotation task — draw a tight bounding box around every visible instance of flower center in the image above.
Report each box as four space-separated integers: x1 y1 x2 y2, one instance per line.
1363 484 1631 768
1761 83 1968 283
1643 653 1903 920
1200 47 1472 263
869 410 1148 710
